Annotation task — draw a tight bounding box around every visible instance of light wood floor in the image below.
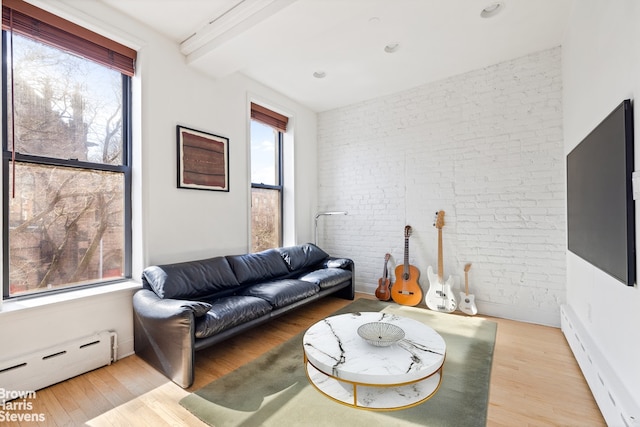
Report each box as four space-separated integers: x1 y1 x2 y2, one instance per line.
5 294 605 426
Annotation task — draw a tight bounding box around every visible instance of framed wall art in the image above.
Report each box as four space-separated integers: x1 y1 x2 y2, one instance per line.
177 125 229 192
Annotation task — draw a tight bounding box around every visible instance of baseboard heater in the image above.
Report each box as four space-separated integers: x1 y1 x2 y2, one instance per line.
0 330 117 402
561 305 639 427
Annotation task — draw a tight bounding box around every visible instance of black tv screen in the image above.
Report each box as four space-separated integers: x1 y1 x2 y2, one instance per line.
567 99 635 286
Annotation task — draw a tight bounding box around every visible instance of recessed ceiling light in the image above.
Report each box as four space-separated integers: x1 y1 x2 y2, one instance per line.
384 43 400 53
480 2 504 18
313 71 326 79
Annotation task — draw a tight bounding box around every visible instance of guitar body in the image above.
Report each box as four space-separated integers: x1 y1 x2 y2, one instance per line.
459 263 477 315
375 277 391 301
391 226 423 307
375 253 392 301
459 292 478 315
425 266 457 313
392 264 422 306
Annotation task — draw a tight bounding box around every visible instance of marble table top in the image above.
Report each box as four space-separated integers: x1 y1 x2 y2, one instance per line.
303 311 446 386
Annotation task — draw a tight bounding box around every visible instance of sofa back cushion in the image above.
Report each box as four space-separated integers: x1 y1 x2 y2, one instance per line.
226 249 290 284
142 256 240 300
276 243 329 272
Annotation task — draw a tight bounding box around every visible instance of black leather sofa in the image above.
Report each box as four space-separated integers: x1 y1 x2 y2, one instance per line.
133 243 354 388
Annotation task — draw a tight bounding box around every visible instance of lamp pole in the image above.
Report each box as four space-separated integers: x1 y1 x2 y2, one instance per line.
314 211 348 245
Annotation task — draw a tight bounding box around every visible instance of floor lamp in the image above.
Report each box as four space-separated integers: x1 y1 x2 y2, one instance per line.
314 211 348 245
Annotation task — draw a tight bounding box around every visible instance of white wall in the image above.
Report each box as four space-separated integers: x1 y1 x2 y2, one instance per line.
0 0 317 365
138 55 319 265
318 48 565 326
563 0 640 407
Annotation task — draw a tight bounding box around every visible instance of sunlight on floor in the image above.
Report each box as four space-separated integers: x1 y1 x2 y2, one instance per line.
85 381 202 427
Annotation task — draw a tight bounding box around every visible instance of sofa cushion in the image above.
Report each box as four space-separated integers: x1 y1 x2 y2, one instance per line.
142 256 240 300
239 279 319 309
194 296 272 339
226 249 290 284
298 268 353 290
180 300 214 317
276 243 329 271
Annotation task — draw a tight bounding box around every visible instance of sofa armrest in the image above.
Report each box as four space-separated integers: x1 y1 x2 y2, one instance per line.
321 257 355 300
323 257 353 270
133 289 210 388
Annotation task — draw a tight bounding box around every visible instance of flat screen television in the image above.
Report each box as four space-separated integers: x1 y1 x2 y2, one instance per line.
567 99 635 286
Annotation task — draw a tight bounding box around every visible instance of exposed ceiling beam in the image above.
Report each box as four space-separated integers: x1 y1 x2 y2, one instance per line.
180 0 297 64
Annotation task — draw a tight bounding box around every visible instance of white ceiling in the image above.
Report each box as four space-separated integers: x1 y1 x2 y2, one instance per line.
100 0 574 112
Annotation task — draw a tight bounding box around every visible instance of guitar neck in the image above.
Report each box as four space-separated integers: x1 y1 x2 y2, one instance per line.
464 263 472 295
464 271 469 295
437 228 443 281
403 237 409 277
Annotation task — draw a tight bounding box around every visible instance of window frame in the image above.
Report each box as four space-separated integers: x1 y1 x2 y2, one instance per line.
250 121 284 251
1 30 133 300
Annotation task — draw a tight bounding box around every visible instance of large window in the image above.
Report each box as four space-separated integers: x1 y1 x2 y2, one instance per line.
250 102 288 252
250 119 283 252
2 1 135 298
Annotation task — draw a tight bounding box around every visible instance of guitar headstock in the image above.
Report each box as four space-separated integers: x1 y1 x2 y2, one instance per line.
434 210 445 229
464 263 472 272
404 225 412 238
384 253 390 262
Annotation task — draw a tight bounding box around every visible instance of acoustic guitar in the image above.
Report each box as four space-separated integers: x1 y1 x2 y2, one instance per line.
425 211 457 313
375 253 392 301
459 263 478 315
392 226 423 306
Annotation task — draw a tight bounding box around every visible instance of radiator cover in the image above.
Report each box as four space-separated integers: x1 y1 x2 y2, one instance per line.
0 330 117 402
561 305 639 427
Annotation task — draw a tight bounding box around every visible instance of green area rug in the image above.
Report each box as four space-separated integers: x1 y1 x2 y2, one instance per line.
180 298 497 427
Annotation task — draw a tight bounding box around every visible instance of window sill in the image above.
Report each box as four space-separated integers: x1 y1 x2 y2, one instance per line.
0 280 141 315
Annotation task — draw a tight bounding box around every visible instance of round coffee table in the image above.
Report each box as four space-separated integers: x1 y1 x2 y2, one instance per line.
302 311 446 411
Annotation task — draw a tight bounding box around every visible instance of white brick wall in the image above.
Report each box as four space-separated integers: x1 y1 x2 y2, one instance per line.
317 47 565 326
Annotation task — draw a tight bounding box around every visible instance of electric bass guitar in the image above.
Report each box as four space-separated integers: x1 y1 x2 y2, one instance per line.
392 226 423 306
425 211 457 312
375 253 392 301
459 263 478 315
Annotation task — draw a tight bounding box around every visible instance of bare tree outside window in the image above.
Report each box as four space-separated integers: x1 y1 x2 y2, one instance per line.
251 187 281 252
